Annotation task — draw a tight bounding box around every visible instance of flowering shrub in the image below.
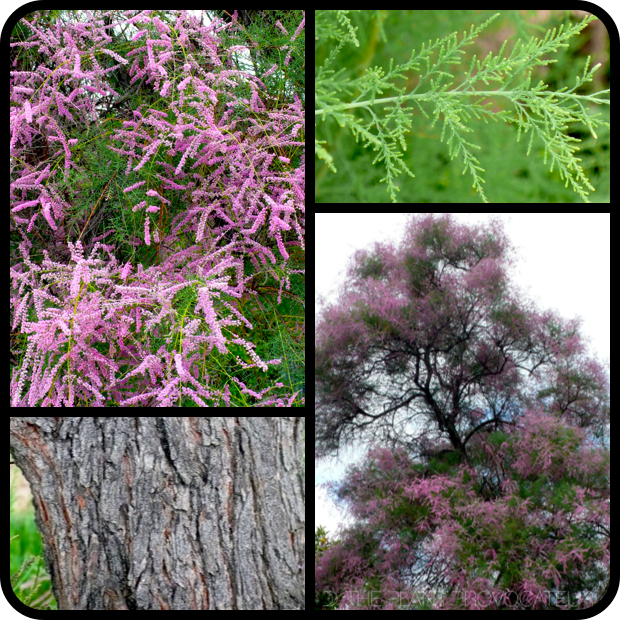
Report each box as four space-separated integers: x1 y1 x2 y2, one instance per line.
10 10 305 406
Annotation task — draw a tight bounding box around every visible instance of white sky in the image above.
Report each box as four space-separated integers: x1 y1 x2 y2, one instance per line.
315 212 610 539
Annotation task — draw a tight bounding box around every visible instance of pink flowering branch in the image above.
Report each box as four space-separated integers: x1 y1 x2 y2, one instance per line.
10 10 305 407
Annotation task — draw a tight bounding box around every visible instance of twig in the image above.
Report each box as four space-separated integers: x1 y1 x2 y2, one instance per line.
78 171 117 243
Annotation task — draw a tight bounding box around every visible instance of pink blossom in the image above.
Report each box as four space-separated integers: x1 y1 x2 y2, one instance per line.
10 9 305 408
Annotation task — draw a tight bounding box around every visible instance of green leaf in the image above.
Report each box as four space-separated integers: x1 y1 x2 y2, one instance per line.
315 11 609 203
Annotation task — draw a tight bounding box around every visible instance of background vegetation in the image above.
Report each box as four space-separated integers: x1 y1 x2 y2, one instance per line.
10 462 56 609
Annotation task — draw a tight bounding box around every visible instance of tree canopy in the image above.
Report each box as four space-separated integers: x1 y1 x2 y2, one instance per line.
315 214 609 610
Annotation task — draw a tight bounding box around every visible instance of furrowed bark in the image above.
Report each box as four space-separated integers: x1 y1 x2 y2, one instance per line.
9 417 305 610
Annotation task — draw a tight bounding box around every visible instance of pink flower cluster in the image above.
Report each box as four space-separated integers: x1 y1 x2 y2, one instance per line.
10 10 305 406
317 416 610 609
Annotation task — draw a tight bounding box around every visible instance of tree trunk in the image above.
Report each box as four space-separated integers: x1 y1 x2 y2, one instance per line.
9 417 305 610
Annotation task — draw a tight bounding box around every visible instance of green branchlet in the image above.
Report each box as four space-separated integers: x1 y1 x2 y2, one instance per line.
315 11 610 203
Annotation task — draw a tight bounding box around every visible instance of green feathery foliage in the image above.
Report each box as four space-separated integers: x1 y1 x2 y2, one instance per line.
315 10 610 203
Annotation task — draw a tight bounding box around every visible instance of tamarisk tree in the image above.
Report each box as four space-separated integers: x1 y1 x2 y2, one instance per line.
315 214 609 610
10 10 306 407
315 10 610 203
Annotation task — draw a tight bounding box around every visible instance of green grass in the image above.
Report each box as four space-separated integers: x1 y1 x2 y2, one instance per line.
10 465 56 610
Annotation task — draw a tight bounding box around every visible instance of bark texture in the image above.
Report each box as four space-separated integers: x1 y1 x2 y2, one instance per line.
9 417 305 610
